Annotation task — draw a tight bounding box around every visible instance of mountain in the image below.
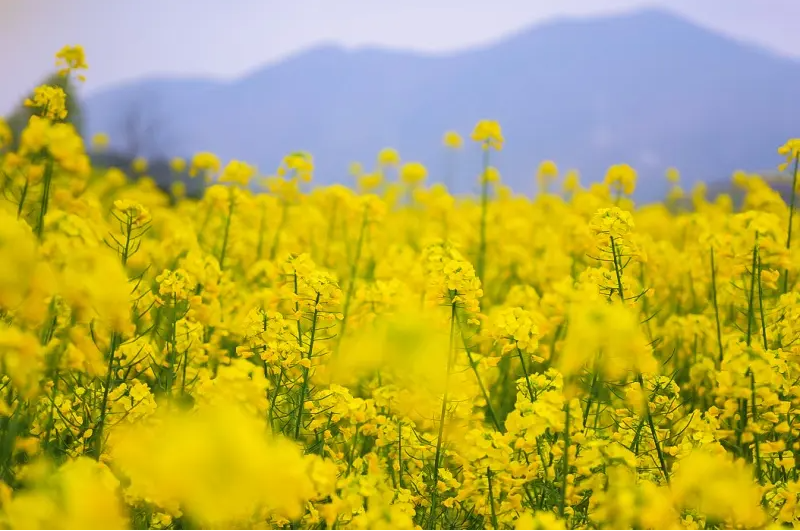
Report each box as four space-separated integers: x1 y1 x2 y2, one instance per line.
82 9 800 200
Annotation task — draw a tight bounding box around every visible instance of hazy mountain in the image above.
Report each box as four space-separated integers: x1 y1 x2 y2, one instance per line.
83 9 800 200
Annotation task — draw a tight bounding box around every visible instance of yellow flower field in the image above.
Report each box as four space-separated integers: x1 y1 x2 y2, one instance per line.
1 46 800 530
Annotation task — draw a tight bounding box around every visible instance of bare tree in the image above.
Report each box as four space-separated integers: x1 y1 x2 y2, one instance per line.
115 89 173 160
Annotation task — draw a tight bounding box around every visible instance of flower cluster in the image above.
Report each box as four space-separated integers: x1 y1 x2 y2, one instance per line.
2 46 800 531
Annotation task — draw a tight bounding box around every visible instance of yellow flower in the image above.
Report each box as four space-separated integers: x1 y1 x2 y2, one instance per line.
156 268 196 301
131 156 148 174
562 169 580 193
537 160 559 191
666 185 684 203
2 458 127 529
55 44 88 81
0 326 44 398
358 172 383 192
559 299 656 380
537 160 558 179
109 402 318 527
480 166 500 184
24 85 68 120
348 161 364 177
18 116 90 176
671 450 766 528
189 151 221 178
443 130 463 149
0 118 11 149
400 161 427 186
471 119 504 150
112 199 151 228
665 166 680 183
778 138 800 171
604 163 637 196
91 132 109 151
170 156 187 173
219 159 256 186
377 147 400 167
589 207 635 239
171 181 187 199
279 152 314 182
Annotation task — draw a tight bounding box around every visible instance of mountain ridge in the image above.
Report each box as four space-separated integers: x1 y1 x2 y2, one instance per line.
83 8 800 200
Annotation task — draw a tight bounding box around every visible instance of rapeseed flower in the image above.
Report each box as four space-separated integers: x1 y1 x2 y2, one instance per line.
471 119 504 150
604 163 637 196
443 131 463 149
55 45 88 81
400 161 427 186
377 147 400 167
1 43 799 531
24 85 68 121
189 151 221 178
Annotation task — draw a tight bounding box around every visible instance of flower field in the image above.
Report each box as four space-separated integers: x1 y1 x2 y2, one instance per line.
1 46 800 530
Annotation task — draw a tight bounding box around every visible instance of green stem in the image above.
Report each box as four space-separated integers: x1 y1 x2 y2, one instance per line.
756 251 768 351
35 158 54 239
293 292 320 440
218 188 235 270
559 404 571 518
17 180 28 219
710 247 724 365
610 235 625 303
91 332 119 459
638 374 670 485
487 467 499 529
456 310 501 431
749 371 763 484
269 367 284 431
612 235 669 484
346 424 361 476
746 239 758 348
121 217 132 266
583 370 599 432
180 348 189 397
164 294 178 397
516 346 535 400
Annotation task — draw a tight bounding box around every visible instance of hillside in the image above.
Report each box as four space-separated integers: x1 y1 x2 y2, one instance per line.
83 9 800 200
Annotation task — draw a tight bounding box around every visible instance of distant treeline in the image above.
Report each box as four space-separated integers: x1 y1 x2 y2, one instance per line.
90 152 206 199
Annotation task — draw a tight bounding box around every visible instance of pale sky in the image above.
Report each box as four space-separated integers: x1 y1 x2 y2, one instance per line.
1 0 799 114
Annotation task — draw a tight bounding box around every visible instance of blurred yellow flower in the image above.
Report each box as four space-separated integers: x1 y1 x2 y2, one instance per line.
189 151 221 178
443 130 463 149
377 147 400 167
170 156 187 173
131 156 148 174
219 159 256 186
471 119 504 150
0 118 11 149
604 163 637 196
400 161 427 186
91 132 109 151
55 44 88 81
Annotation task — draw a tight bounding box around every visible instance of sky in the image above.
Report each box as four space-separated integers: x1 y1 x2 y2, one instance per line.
1 0 799 114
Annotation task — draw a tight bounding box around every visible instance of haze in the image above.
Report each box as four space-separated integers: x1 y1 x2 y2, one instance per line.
1 0 799 114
